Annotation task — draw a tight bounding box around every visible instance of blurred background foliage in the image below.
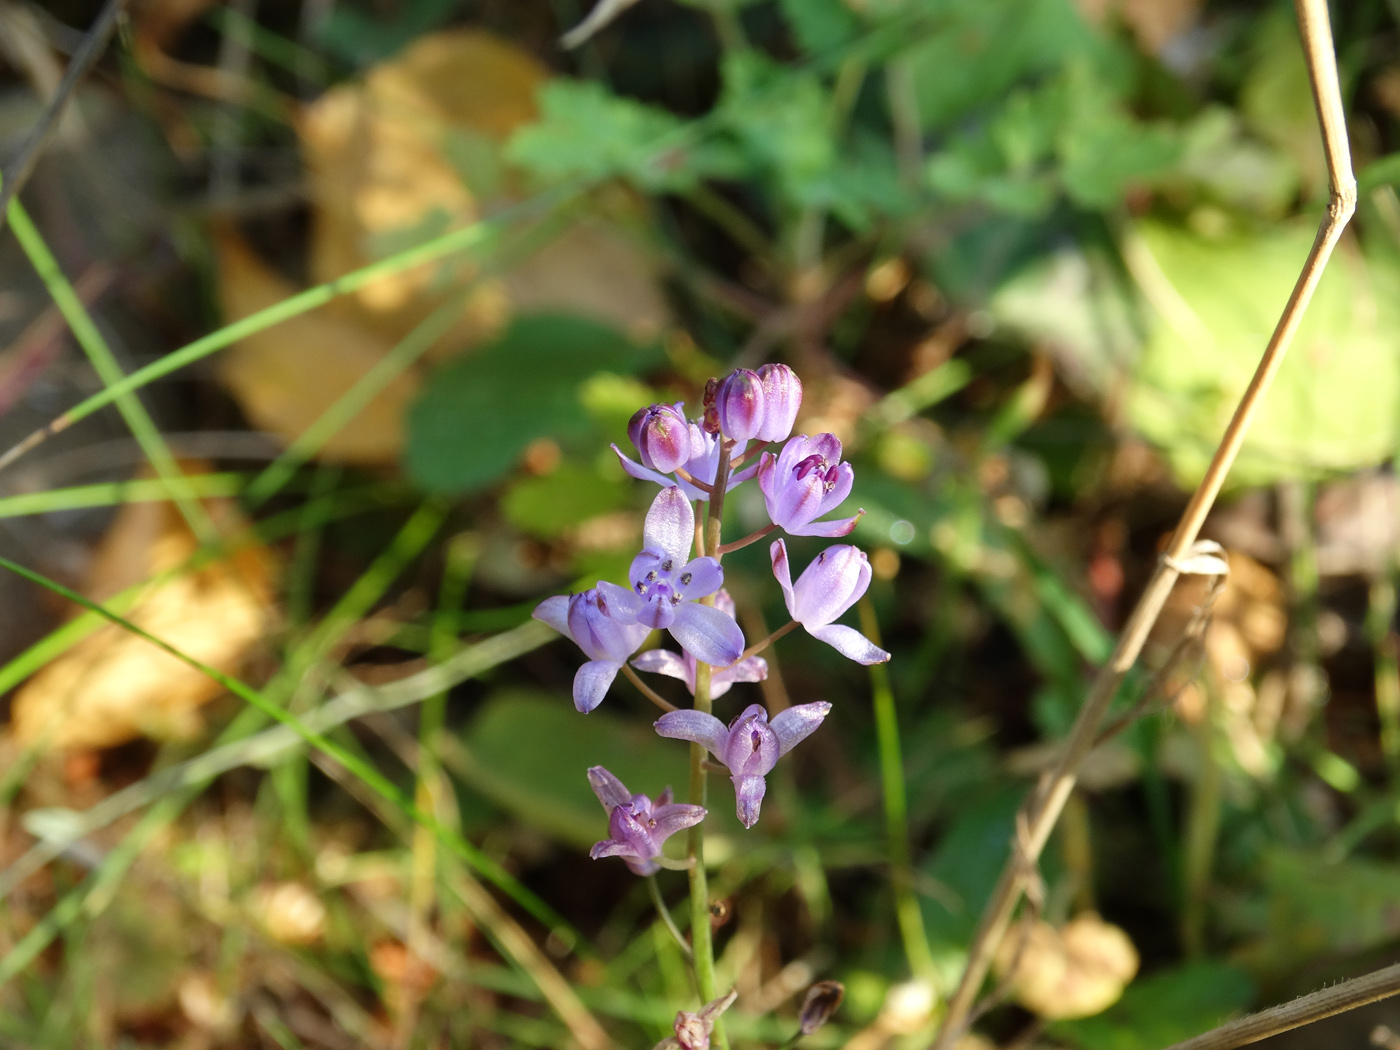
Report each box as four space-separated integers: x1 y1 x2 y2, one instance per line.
1 0 1400 1047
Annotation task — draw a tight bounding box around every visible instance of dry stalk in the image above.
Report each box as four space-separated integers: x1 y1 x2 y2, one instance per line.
1161 963 1400 1050
926 0 1357 1045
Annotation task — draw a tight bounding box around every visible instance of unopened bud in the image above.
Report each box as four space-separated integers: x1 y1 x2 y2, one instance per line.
701 377 722 435
714 368 766 441
628 402 697 473
799 980 844 1034
755 363 802 441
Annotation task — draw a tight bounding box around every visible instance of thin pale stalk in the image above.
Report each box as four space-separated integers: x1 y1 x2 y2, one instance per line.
716 523 778 555
622 663 679 713
730 619 799 664
647 876 692 958
928 0 1356 1042
1160 962 1400 1050
859 598 935 981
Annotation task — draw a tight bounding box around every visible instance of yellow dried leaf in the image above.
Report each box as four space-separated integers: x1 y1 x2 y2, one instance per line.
215 229 427 465
995 913 1139 1020
252 882 327 946
12 467 277 750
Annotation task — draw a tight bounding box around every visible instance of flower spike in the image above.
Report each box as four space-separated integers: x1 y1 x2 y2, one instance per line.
631 590 767 697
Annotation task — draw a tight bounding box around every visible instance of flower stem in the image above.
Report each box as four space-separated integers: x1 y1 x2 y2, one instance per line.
647 875 692 958
674 466 715 495
728 441 771 471
686 441 731 1049
716 522 777 555
621 663 679 713
729 619 799 665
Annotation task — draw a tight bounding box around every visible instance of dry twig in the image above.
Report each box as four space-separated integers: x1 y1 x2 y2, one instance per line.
927 0 1357 1044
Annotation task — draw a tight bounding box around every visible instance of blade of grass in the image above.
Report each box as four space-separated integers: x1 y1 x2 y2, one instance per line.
0 473 245 519
7 198 219 544
0 553 574 938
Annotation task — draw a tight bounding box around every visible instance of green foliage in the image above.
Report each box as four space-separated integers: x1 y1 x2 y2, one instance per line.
1051 961 1255 1050
1126 221 1400 484
507 80 744 192
501 462 631 540
919 787 1023 948
404 314 660 493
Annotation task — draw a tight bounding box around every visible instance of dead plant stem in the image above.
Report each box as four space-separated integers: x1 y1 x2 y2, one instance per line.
927 0 1356 1043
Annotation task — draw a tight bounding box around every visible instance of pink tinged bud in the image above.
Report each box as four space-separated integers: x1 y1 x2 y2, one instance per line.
713 368 766 442
587 766 706 876
755 363 802 442
757 433 863 538
654 702 830 828
770 539 890 665
628 402 698 473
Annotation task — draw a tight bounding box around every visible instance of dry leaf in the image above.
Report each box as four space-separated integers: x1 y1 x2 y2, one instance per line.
218 29 670 465
995 913 1139 1020
11 465 277 750
215 230 426 464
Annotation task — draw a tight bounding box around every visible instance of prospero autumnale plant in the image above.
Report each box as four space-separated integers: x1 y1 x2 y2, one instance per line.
532 363 881 1043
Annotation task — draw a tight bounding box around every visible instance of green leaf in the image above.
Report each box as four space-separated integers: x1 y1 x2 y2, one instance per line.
1124 221 1400 484
778 0 860 55
501 461 630 539
1359 152 1400 196
1051 962 1254 1050
507 79 744 192
454 691 693 850
404 314 661 494
920 788 1023 948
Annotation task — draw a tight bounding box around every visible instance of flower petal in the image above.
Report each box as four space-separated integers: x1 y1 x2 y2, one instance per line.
596 581 644 623
649 802 707 843
808 623 890 665
654 709 728 758
787 509 863 538
630 649 694 691
611 443 676 488
532 595 574 642
733 773 768 829
770 701 833 757
815 461 855 517
727 459 760 489
712 656 767 699
770 539 797 619
587 766 634 810
643 487 695 564
669 601 745 666
790 545 870 626
574 660 622 712
637 595 676 630
591 838 644 860
676 556 723 600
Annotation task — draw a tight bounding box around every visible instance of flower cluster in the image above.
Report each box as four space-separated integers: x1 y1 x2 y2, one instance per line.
531 362 890 867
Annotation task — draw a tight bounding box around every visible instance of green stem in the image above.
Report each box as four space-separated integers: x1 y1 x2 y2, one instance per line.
859 598 935 981
688 441 732 1048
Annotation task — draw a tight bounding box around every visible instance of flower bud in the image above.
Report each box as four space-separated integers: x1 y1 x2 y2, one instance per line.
799 981 845 1034
628 402 696 473
755 363 802 441
701 377 722 435
713 368 765 441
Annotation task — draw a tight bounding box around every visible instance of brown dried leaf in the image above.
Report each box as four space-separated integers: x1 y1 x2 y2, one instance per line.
11 466 277 750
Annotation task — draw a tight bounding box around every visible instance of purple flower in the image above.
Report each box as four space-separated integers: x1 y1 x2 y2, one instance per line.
757 433 863 538
598 488 745 666
631 591 768 696
770 539 890 665
588 766 706 876
628 402 702 473
755 363 802 442
654 702 831 828
612 424 758 501
532 589 650 713
652 990 738 1050
713 368 765 442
